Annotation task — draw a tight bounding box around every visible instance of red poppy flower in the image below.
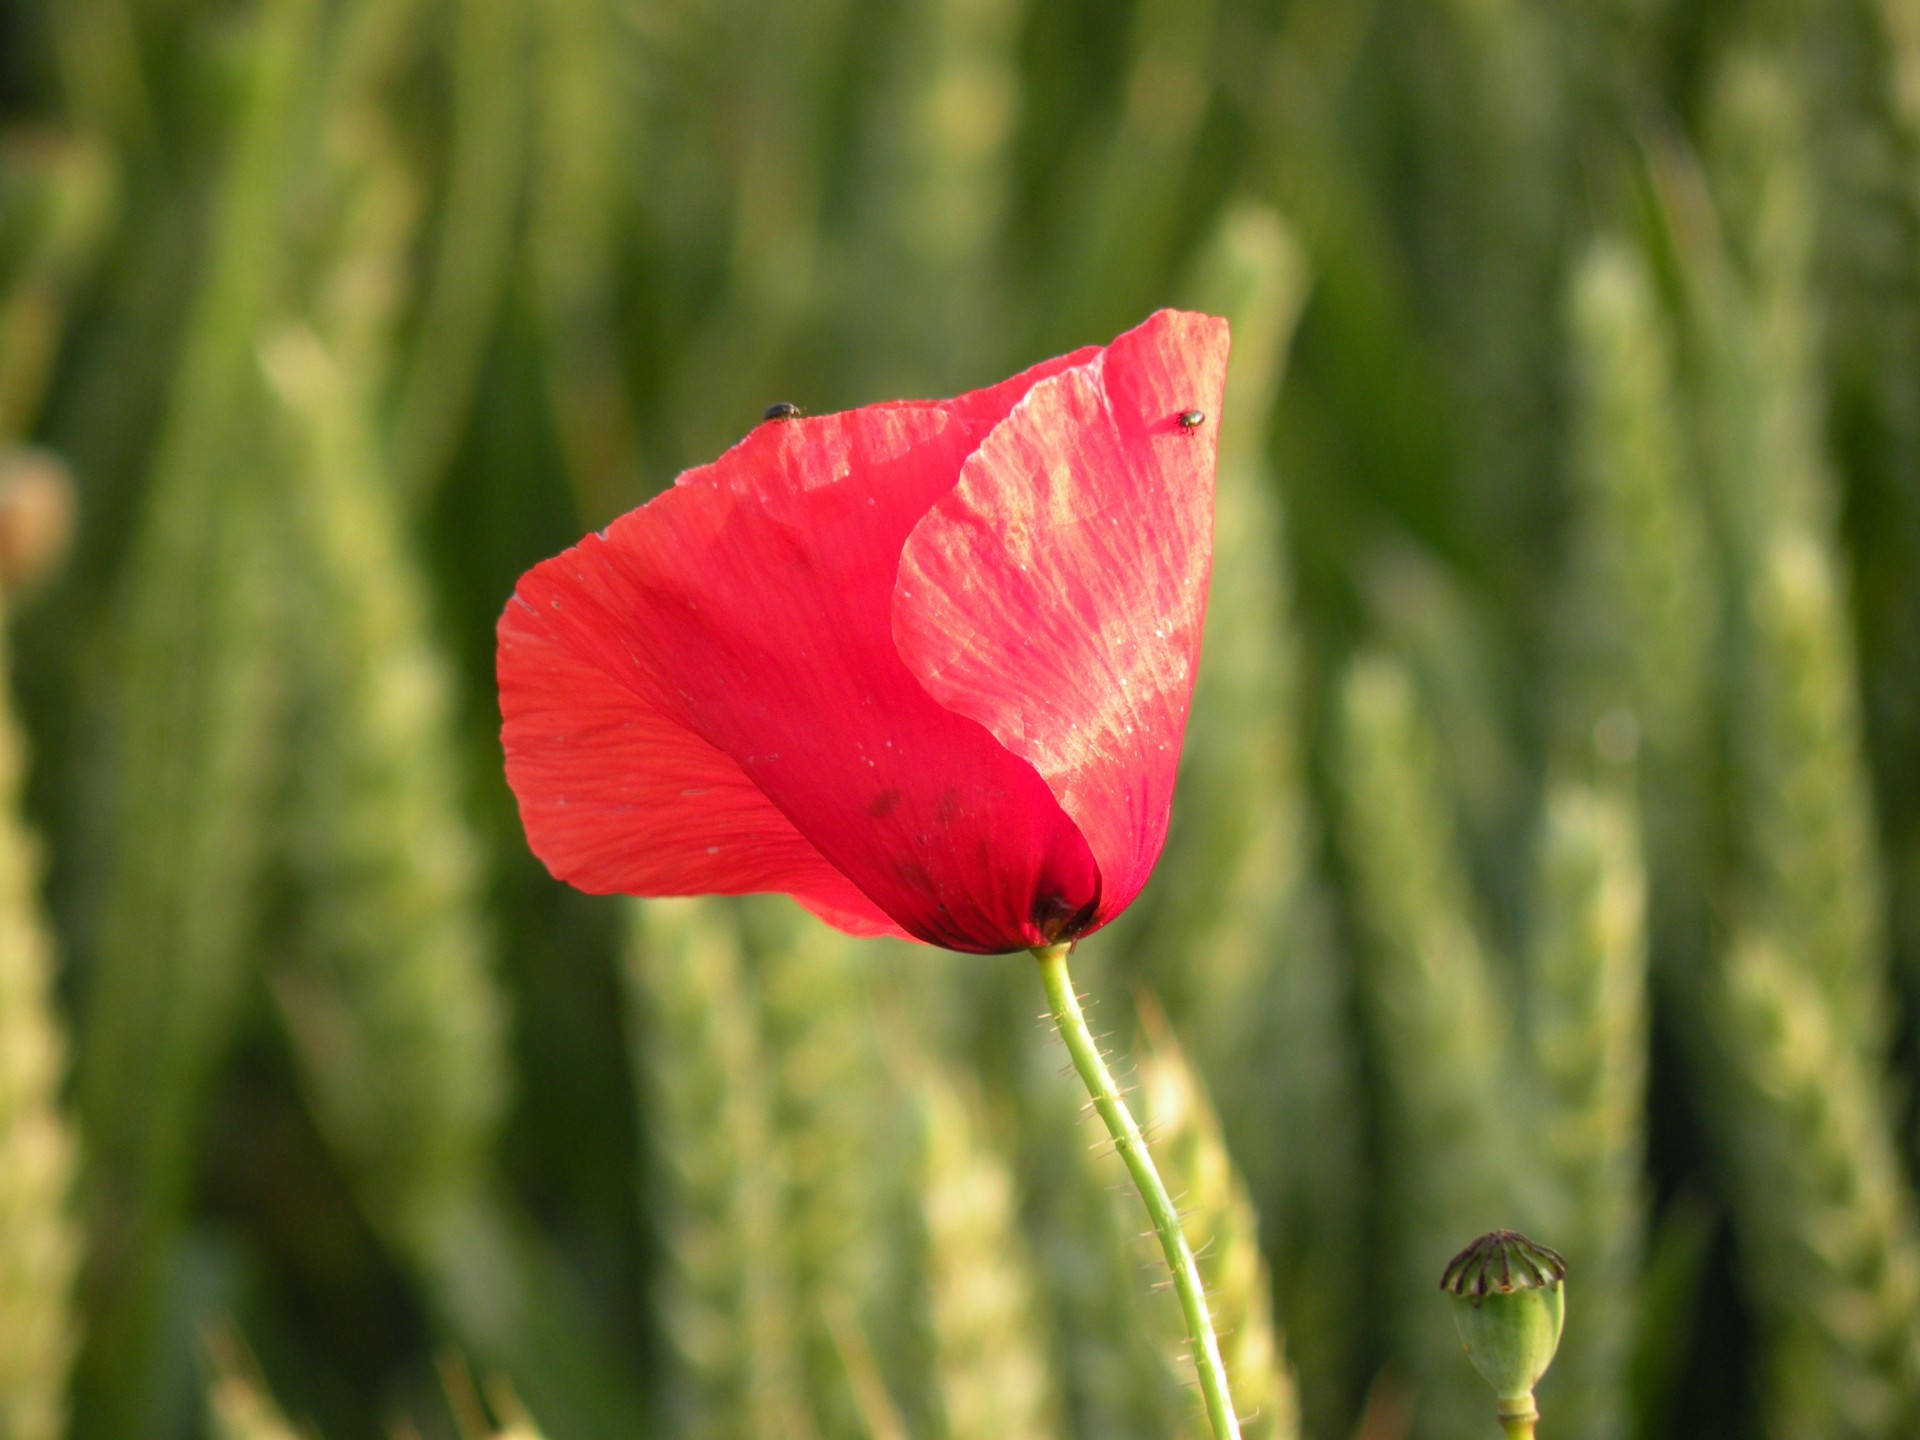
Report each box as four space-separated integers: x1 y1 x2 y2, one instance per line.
498 309 1229 953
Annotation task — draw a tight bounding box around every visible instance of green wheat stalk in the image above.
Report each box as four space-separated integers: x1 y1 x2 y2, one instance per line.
0 131 114 442
1042 0 1219 350
528 0 645 517
392 0 529 502
0 609 80 1440
856 0 1022 386
642 0 856 461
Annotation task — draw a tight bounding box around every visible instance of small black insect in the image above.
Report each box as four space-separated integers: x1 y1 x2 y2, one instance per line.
763 402 804 422
1177 409 1206 432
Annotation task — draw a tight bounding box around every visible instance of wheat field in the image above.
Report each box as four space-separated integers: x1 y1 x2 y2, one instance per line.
1 0 1918 1436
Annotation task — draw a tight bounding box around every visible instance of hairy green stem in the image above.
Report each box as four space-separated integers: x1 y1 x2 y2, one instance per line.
1032 943 1242 1440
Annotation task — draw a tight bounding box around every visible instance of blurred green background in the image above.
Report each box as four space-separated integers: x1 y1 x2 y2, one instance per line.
2 0 1920 1437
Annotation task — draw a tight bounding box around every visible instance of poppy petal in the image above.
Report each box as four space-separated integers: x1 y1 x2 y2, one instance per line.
499 592 904 934
935 345 1101 428
500 402 1100 952
892 309 1229 927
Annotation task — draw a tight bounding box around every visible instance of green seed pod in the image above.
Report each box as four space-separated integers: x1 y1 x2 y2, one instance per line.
1441 1231 1567 1429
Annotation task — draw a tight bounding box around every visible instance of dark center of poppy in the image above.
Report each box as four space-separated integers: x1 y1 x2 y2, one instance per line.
1032 889 1099 944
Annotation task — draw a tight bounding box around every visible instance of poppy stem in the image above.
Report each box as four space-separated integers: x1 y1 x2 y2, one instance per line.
1032 942 1243 1440
1497 1399 1539 1440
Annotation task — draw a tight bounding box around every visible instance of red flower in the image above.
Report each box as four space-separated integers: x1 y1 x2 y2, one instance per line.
498 309 1229 953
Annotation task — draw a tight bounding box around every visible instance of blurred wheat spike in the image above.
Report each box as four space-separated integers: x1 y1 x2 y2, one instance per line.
1709 934 1920 1438
1673 56 1920 1438
915 1071 1063 1440
1131 1008 1300 1440
1740 531 1887 1053
1127 204 1308 1028
0 611 79 1440
1165 203 1364 1438
72 0 322 1429
1564 237 1715 777
15 0 1920 1437
626 899 811 1440
740 901 903 1437
266 314 508 1260
1683 55 1887 1052
1523 787 1648 1440
1334 651 1522 1433
1706 61 1889 1062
